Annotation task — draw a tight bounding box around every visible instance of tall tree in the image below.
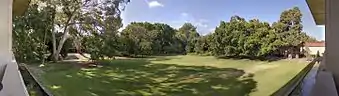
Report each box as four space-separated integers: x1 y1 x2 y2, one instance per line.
276 7 304 58
121 23 149 56
13 2 55 62
177 23 200 53
51 0 130 61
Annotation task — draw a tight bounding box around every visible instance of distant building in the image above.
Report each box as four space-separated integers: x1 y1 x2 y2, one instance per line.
302 41 325 56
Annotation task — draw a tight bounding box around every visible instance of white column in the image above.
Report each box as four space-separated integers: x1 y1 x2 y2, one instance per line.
325 0 339 88
0 0 12 64
0 0 28 96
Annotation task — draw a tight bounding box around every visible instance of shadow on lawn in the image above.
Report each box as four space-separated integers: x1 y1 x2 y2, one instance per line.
216 55 285 62
44 59 257 96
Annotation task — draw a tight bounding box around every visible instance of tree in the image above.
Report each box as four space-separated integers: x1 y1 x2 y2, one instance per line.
244 19 271 57
177 23 200 53
194 35 211 54
121 23 149 56
300 32 318 42
121 22 179 56
51 0 130 61
210 21 229 56
14 5 318 62
13 3 55 62
210 16 247 57
277 7 304 58
13 0 131 62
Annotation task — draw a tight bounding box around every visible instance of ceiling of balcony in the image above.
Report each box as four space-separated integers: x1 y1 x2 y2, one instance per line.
306 0 325 25
13 0 31 16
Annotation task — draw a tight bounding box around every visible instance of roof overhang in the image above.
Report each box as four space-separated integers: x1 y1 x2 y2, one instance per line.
13 0 31 16
306 0 325 25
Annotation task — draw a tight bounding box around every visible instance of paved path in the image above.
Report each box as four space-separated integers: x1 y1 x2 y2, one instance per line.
63 53 90 62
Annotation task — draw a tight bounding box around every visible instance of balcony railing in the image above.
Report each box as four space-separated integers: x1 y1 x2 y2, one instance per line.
19 64 53 96
272 57 339 96
309 58 338 96
271 58 318 96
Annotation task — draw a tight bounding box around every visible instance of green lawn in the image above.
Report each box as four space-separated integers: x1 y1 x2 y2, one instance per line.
28 55 307 96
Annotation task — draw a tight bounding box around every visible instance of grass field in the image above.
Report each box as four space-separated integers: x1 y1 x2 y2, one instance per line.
28 55 308 96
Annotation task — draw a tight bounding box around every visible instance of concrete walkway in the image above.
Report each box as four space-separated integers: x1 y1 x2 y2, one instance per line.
63 53 91 62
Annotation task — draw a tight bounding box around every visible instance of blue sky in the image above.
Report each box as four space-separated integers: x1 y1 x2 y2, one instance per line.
121 0 325 40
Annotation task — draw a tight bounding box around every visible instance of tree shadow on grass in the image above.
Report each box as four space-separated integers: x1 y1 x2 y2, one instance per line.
43 59 257 96
216 55 285 62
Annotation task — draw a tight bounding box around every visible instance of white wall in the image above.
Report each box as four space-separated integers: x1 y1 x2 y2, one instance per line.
0 0 12 64
306 47 326 56
0 0 28 95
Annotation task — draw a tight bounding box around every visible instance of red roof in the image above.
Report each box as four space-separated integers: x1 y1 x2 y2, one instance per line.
305 41 325 47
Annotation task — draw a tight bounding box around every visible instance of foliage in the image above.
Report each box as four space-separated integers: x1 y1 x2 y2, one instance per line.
13 5 317 62
120 22 179 56
13 0 130 62
208 7 313 59
177 23 200 53
13 4 54 62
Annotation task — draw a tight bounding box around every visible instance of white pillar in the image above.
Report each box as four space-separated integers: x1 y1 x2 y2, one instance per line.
0 0 12 64
325 0 339 88
0 0 28 96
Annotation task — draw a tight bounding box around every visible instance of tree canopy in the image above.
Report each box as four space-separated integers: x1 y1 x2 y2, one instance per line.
13 4 317 62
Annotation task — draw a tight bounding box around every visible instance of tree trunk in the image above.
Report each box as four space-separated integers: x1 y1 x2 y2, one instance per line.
288 54 293 59
74 37 81 53
52 14 73 61
52 31 57 61
51 5 79 61
54 30 69 61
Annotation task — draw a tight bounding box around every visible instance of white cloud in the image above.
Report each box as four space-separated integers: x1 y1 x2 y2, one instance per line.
195 22 208 28
181 12 189 17
194 19 209 28
178 13 209 28
168 13 213 35
147 1 164 8
200 28 215 36
198 19 209 23
209 28 215 33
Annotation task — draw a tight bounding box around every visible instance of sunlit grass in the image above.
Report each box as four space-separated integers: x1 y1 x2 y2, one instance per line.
50 85 61 89
29 55 307 96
